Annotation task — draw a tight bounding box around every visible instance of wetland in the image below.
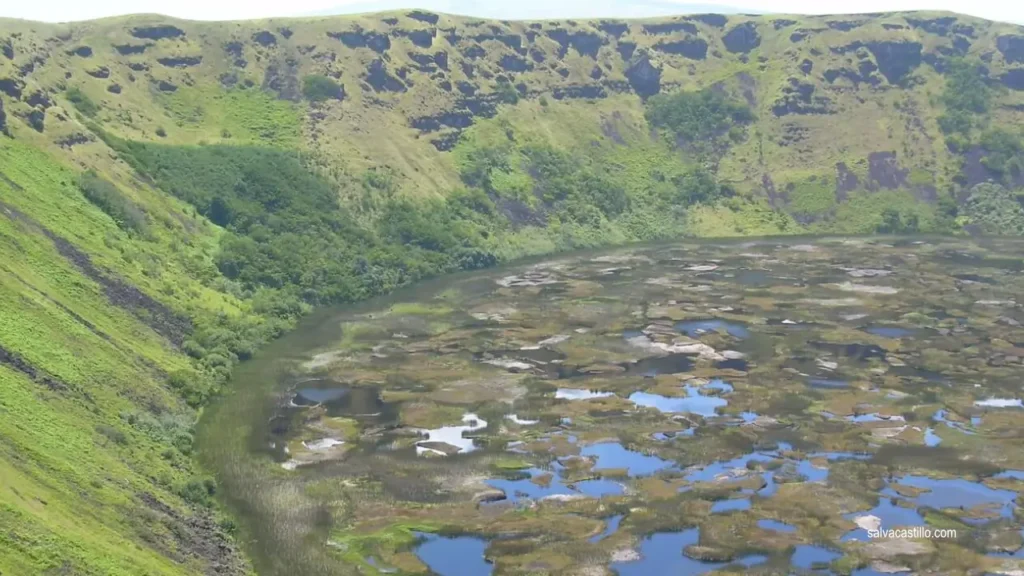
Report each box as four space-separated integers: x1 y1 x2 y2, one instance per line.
196 237 1024 576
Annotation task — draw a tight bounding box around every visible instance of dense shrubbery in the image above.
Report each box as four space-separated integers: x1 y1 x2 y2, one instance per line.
65 86 99 118
963 183 1024 235
876 207 921 234
979 129 1024 182
78 170 148 234
938 59 991 148
645 88 754 152
301 74 344 102
104 138 496 311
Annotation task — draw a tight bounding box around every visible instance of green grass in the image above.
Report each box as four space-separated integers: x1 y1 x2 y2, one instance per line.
1 7 1024 575
0 139 250 575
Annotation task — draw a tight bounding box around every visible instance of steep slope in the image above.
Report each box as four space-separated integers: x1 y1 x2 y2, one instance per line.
0 8 1023 576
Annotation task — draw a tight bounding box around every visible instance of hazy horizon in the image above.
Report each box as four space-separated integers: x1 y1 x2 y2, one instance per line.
1 0 1022 25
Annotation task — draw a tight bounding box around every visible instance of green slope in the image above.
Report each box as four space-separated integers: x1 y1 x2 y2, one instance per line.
1 8 1024 575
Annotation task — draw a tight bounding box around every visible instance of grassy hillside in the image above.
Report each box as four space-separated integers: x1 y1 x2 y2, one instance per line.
1 8 1024 575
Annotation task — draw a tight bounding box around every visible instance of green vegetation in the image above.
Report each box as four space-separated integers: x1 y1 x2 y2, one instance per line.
963 183 1024 235
104 136 497 306
65 86 99 118
78 170 148 234
646 88 754 153
301 74 344 102
1 7 1024 575
979 128 1024 183
938 59 992 150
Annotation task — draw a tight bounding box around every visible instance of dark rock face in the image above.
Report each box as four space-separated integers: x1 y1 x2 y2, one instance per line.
0 77 24 98
625 53 661 98
397 29 435 49
823 67 875 86
598 21 629 37
859 59 878 77
773 19 797 29
867 151 908 190
1 38 12 60
923 53 946 73
772 78 832 116
723 22 760 53
835 162 859 200
224 41 243 57
219 72 238 88
411 111 474 132
1003 68 1024 90
263 60 300 100
87 66 111 78
952 36 971 55
530 47 546 63
905 17 968 36
106 83 121 94
26 90 50 109
68 46 92 57
997 35 1024 64
25 108 44 132
128 62 149 71
546 29 606 58
457 81 477 95
643 21 698 35
883 23 907 30
654 38 708 60
0 97 7 135
365 58 407 92
790 31 808 42
590 66 603 79
617 41 637 61
434 51 449 70
800 59 813 74
408 52 438 71
471 33 522 52
130 25 185 40
56 131 94 148
279 27 293 39
499 54 531 72
690 14 728 28
253 31 277 46
827 20 866 31
552 84 608 100
431 131 461 151
407 10 440 25
865 41 922 84
115 43 150 55
157 56 202 68
328 28 391 53
461 44 486 60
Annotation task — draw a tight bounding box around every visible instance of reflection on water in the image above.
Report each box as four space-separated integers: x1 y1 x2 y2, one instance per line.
414 533 492 576
676 319 751 339
195 236 1024 576
580 442 673 477
612 529 768 576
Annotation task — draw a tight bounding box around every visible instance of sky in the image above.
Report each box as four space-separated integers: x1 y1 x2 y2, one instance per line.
1 0 1022 26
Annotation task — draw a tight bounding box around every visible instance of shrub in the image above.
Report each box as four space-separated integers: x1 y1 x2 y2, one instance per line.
646 88 754 150
938 59 990 140
963 183 1024 235
78 171 148 234
302 74 344 102
494 80 519 105
65 87 99 118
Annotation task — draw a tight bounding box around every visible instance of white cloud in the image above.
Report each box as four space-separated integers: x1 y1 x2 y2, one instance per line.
2 0 1022 25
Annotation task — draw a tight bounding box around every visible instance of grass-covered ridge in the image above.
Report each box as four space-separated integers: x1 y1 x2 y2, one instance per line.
0 7 1023 575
